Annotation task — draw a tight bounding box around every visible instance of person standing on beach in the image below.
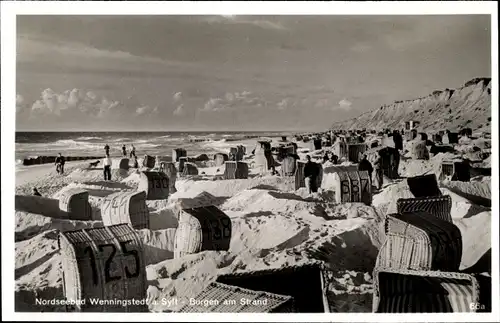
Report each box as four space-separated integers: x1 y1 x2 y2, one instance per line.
130 145 136 158
103 154 112 181
303 155 319 194
122 145 127 157
392 130 403 151
373 150 384 190
55 153 65 174
358 154 373 179
104 144 110 156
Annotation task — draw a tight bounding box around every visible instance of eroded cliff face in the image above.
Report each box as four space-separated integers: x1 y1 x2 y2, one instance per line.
332 78 492 132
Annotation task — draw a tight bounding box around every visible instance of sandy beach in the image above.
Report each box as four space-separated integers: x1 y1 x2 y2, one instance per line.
13 133 492 313
9 12 495 316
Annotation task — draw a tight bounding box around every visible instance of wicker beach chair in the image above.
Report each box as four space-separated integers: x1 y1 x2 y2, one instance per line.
172 148 187 162
294 161 306 190
347 143 367 163
177 282 294 313
406 173 442 198
101 191 149 230
372 267 480 313
214 153 229 167
396 195 452 223
181 163 199 176
223 161 249 180
215 262 330 313
58 224 147 312
432 134 442 143
281 155 297 176
443 132 459 145
334 170 372 205
223 161 238 180
142 155 155 169
174 205 232 258
377 212 462 272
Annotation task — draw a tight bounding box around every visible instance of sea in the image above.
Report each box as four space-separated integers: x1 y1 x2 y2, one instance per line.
15 131 292 165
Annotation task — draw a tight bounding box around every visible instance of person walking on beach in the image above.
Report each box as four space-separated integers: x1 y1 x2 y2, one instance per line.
304 155 319 194
122 145 127 157
373 150 384 190
392 130 403 151
130 145 136 158
358 154 373 179
32 187 42 197
103 153 112 181
392 148 400 179
55 153 65 175
104 144 110 156
131 155 139 168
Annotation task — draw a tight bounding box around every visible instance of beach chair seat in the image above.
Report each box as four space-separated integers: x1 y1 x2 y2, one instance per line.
372 267 480 313
281 156 297 176
142 155 155 169
396 195 452 223
182 163 199 176
377 212 462 272
215 263 330 313
406 173 442 198
172 148 187 162
214 153 229 166
347 143 367 163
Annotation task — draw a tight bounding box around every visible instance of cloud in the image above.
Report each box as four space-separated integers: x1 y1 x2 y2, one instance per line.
18 88 162 123
136 105 158 116
338 99 353 110
173 92 183 102
202 98 225 112
277 99 289 111
203 16 287 31
200 91 269 113
173 104 185 116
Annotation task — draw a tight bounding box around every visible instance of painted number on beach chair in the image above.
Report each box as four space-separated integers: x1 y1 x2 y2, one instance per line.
211 220 222 240
220 218 231 239
83 240 140 286
152 178 168 189
351 181 360 201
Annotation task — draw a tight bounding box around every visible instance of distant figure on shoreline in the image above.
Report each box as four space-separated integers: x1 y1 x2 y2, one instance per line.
132 155 139 168
55 153 65 175
32 187 42 197
104 144 110 156
130 145 136 158
122 145 127 157
304 155 319 194
103 153 112 181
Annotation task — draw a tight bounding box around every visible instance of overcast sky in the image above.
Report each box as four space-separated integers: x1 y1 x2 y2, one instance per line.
16 15 491 131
